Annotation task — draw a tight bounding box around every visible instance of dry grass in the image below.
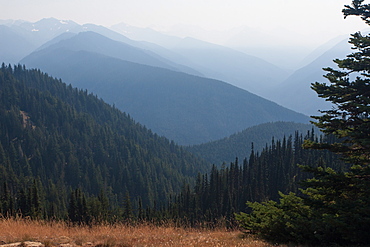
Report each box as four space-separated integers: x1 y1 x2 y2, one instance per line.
0 218 284 247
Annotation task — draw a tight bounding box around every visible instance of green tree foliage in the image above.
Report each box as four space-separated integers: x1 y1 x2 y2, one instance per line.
300 1 370 244
0 64 210 221
236 193 313 244
187 122 316 165
122 191 134 222
68 188 90 225
236 1 370 245
161 132 342 227
1 182 14 217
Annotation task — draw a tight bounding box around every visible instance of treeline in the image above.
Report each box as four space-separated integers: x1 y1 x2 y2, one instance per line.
0 64 209 221
1 129 343 225
160 131 345 226
0 64 344 226
187 121 316 165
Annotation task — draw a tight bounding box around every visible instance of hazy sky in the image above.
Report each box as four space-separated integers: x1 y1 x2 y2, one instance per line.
1 0 369 45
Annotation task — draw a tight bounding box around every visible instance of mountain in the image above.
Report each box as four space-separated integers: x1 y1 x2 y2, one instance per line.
111 23 205 76
297 35 350 69
0 18 202 76
262 37 352 116
0 18 86 64
0 64 210 218
0 18 84 56
20 34 309 145
35 31 192 72
0 25 38 64
111 22 182 48
187 122 316 165
168 37 290 96
111 24 290 97
15 18 82 42
223 26 315 71
3 18 127 46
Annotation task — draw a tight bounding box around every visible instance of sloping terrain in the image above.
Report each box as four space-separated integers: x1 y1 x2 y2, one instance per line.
187 121 316 165
265 38 352 116
21 40 309 145
0 25 37 64
0 65 209 213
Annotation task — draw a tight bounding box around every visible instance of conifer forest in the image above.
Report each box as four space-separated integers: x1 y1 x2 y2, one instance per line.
1 1 370 246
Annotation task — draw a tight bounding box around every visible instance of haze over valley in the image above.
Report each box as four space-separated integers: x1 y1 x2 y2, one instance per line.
2 1 370 245
0 11 364 137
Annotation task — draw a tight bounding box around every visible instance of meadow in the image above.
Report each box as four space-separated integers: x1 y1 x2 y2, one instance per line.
0 218 281 247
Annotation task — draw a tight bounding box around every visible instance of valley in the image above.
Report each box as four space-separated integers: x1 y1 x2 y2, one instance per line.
1 4 369 245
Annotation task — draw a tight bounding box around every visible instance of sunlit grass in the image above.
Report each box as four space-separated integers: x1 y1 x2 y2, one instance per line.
0 217 280 246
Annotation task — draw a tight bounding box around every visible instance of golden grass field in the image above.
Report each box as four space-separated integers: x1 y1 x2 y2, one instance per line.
0 218 282 247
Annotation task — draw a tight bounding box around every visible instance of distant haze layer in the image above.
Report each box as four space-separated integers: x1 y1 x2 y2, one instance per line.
1 0 367 48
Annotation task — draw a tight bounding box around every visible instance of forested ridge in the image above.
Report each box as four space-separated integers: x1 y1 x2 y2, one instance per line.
1 39 367 245
1 1 370 246
0 62 346 227
0 64 210 220
0 64 346 226
187 121 317 165
160 131 344 226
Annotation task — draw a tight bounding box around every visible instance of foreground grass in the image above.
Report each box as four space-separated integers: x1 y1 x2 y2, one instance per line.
0 218 281 247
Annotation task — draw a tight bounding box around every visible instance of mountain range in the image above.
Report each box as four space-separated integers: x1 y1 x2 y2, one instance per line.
111 22 358 116
0 64 339 224
20 30 309 145
111 23 290 96
0 17 350 143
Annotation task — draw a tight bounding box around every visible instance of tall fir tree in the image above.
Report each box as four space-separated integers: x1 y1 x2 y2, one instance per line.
300 0 370 244
236 1 370 245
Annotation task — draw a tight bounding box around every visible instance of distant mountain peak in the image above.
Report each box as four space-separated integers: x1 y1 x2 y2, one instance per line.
35 17 77 25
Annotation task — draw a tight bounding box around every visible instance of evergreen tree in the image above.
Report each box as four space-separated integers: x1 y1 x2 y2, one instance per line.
300 1 370 243
29 179 42 219
137 197 144 222
123 191 134 222
1 182 13 217
236 1 370 245
0 63 210 221
68 188 90 224
97 189 110 222
68 189 78 223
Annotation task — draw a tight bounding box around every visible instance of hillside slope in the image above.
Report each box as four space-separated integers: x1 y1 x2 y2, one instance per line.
38 31 199 74
0 25 37 64
21 41 309 145
187 122 316 165
112 23 290 96
0 64 210 216
266 38 352 116
168 37 289 96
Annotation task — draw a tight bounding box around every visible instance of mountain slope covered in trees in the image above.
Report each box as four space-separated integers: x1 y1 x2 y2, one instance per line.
0 64 210 219
156 130 345 226
187 122 317 165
